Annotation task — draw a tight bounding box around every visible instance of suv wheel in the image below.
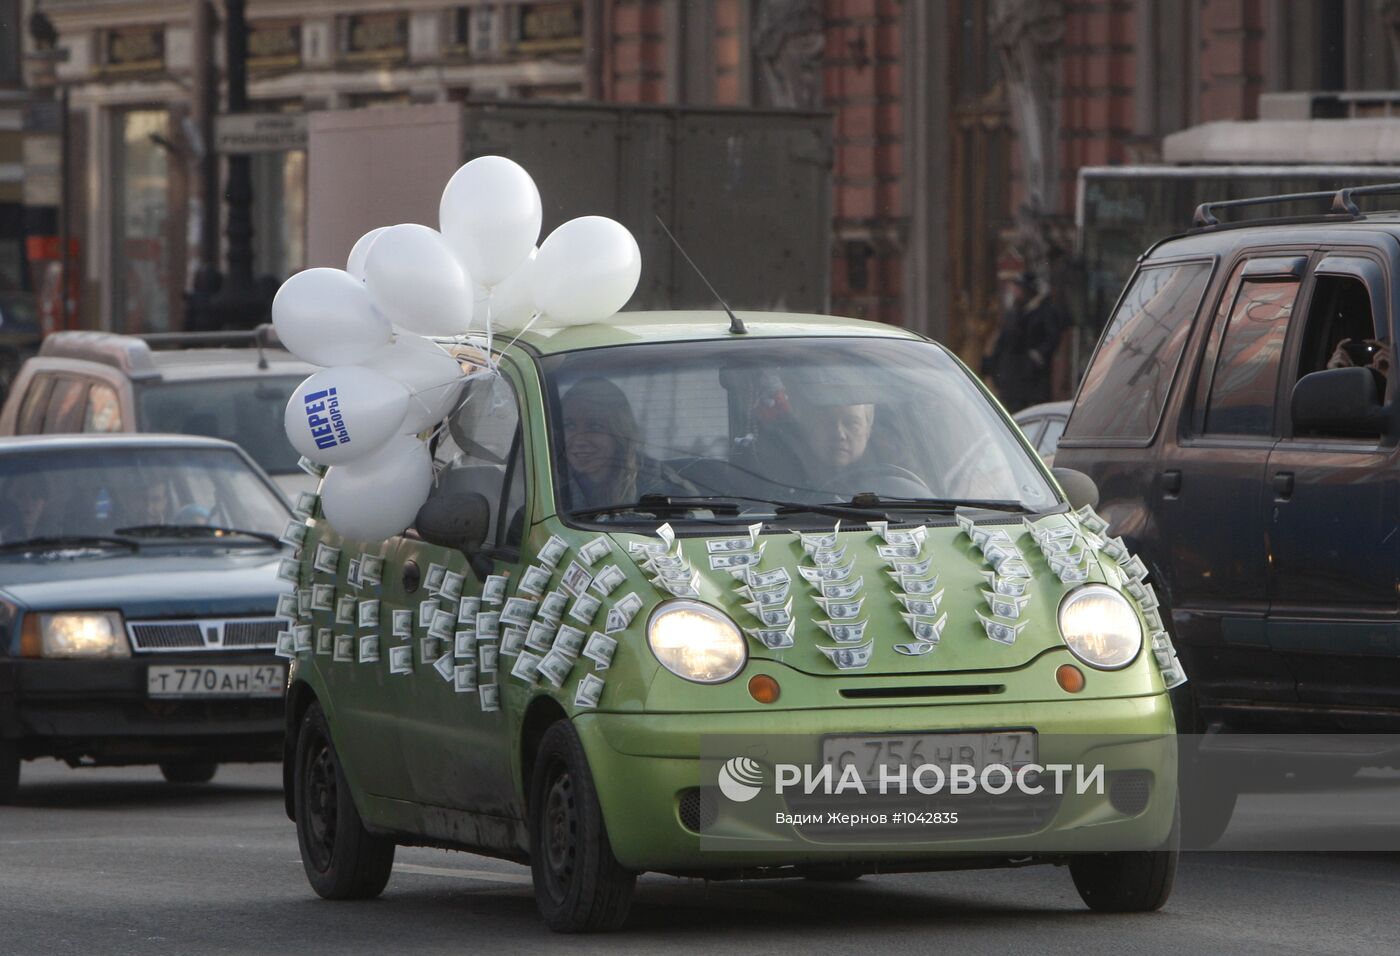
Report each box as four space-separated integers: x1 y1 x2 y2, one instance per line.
294 703 396 899
529 722 635 932
160 762 218 784
0 741 19 805
1069 803 1179 912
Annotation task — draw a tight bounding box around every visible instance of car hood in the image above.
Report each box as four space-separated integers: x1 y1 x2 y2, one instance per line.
608 514 1108 678
0 547 285 618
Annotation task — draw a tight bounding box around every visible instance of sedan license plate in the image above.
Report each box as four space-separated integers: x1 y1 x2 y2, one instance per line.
822 731 1037 781
147 664 285 699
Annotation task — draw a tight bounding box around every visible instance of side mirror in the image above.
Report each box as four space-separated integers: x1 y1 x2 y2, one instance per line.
414 470 491 553
1291 367 1387 437
1052 467 1100 511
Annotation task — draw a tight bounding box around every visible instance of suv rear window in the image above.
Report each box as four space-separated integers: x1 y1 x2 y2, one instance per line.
1065 261 1213 441
136 376 303 476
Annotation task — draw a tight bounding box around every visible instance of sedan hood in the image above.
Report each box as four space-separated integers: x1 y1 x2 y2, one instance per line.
0 547 285 618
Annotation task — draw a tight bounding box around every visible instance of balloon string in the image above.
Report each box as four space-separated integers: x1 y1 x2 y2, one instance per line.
496 311 541 358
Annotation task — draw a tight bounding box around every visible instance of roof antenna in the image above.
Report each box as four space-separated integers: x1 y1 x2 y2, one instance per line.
654 215 746 334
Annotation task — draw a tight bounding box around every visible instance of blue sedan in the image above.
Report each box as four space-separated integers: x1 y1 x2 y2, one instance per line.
0 434 293 801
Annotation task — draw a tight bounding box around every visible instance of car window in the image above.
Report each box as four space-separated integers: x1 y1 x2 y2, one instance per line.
1064 261 1213 441
428 370 526 550
44 378 89 432
83 383 124 433
16 375 54 434
136 376 303 475
1201 277 1299 437
540 337 1059 524
1039 416 1067 455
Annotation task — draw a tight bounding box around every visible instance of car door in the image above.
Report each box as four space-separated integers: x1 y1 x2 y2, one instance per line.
388 362 531 818
1265 250 1400 712
1155 254 1306 709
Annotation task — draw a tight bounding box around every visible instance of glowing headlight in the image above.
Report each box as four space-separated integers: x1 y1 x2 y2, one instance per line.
647 600 746 684
1057 585 1141 670
35 612 130 659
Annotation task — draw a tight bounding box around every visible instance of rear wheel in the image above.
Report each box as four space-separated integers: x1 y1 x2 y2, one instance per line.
294 703 395 900
159 762 218 784
0 741 19 805
1070 804 1179 912
529 722 635 933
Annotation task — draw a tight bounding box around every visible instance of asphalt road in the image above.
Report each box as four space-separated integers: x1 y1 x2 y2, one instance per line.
1 760 1397 956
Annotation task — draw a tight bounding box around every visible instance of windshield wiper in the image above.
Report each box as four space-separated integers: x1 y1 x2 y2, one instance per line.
570 495 743 520
836 494 1033 514
604 494 882 524
0 535 139 553
114 524 283 546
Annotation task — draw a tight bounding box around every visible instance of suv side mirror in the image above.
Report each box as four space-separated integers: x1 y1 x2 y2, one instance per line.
414 467 492 552
1052 467 1100 511
1291 367 1388 438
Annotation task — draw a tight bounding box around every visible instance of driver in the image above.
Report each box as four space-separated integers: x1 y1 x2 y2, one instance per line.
789 394 930 499
795 401 876 473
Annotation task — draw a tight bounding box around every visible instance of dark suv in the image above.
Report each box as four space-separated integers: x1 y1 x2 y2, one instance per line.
1058 185 1400 835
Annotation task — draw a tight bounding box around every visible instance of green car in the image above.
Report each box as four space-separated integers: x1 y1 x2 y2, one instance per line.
281 312 1182 931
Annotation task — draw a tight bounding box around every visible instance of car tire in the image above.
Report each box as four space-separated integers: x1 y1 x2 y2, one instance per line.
1069 803 1179 913
0 741 19 805
159 762 218 785
294 702 396 900
529 721 636 933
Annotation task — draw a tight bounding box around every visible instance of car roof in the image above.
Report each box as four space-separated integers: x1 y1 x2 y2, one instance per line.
0 433 247 455
1144 215 1400 262
497 310 926 357
34 330 315 382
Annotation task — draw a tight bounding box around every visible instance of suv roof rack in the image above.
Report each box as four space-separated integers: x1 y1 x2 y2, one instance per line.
1192 181 1400 229
38 323 283 377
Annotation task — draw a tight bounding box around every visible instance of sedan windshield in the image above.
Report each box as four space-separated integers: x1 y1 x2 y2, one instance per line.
540 337 1058 524
0 446 289 546
137 376 304 476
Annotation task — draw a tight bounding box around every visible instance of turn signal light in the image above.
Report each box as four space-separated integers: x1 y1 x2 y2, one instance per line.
748 674 781 704
20 615 41 658
1056 663 1085 694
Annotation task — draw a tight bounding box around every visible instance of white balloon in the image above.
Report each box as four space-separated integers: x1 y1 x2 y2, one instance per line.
346 226 388 280
485 248 538 330
360 334 466 433
271 268 390 367
363 223 475 336
283 366 411 465
532 217 641 325
440 156 542 286
320 435 434 542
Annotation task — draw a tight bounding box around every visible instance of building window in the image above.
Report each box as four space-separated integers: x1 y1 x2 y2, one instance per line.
341 13 408 62
510 2 584 54
451 5 500 58
111 109 174 334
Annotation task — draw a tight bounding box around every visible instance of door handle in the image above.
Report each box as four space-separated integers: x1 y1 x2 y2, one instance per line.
1162 469 1182 497
1273 471 1295 501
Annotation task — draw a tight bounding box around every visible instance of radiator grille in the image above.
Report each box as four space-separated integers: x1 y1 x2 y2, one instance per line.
127 618 280 653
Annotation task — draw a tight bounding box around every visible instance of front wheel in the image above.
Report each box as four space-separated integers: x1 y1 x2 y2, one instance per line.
0 741 19 805
1069 804 1179 912
160 761 217 784
529 722 636 933
294 702 396 900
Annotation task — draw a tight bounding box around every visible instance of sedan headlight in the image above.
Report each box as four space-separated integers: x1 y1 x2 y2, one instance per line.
23 612 130 659
647 600 746 684
1057 585 1141 670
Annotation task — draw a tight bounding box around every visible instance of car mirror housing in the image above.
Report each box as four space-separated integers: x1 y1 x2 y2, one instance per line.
1051 467 1100 511
414 485 491 553
1291 367 1388 438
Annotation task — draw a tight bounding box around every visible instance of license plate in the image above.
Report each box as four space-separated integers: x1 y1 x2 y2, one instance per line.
822 731 1037 781
147 664 286 699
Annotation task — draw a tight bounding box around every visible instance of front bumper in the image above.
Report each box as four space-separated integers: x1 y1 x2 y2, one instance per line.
0 655 284 765
577 692 1176 873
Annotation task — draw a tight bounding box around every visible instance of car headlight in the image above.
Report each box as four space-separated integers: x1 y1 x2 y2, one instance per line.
647 600 746 684
22 612 130 659
1057 585 1141 670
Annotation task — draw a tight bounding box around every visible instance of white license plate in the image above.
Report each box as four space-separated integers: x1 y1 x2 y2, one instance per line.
147 664 286 699
823 731 1037 781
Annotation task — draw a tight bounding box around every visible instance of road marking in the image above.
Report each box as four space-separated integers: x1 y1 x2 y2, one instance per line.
393 862 533 885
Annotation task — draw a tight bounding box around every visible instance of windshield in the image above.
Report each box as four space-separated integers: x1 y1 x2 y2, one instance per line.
0 446 290 546
137 376 303 475
541 337 1058 524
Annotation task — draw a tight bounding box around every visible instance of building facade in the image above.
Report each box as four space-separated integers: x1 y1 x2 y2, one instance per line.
18 0 1400 380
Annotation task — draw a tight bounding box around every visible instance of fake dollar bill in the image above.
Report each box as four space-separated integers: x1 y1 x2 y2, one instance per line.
357 599 379 629
1118 554 1149 582
887 556 933 578
417 599 438 630
524 619 558 654
280 520 309 551
876 542 921 561
276 558 300 584
561 561 593 595
582 632 617 670
420 636 443 663
499 627 526 657
511 650 543 684
475 611 500 640
441 570 465 601
901 611 948 644
357 635 379 663
1098 536 1129 562
345 557 362 590
432 653 456 682
809 546 847 568
458 596 481 624
995 558 1033 579
707 535 757 553
578 535 612 566
480 682 500 712
478 642 499 674
454 630 477 659
537 589 569 622
813 595 864 620
1074 505 1111 536
333 634 354 663
743 599 792 628
293 491 318 519
454 664 477 694
1125 579 1159 609
518 564 553 597
482 575 508 605
275 592 298 621
568 593 602 625
898 573 941 596
335 595 357 625
538 534 570 568
424 563 448 594
981 571 1030 596
816 639 874 670
815 618 868 644
605 592 644 634
898 591 944 618
590 564 626 597
297 455 326 478
500 597 538 628
392 609 413 639
274 631 295 660
1142 606 1164 632
293 624 313 654
744 622 796 649
427 608 455 641
976 609 1028 645
358 554 384 586
656 572 701 599
537 648 576 687
388 645 413 675
980 589 1031 620
708 549 764 571
297 588 312 618
819 577 863 601
743 567 791 590
798 561 856 584
797 523 840 552
739 582 790 607
313 543 341 575
552 624 587 658
574 672 604 709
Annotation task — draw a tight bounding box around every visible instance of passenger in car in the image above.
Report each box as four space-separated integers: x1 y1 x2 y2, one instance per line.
560 378 694 510
1327 337 1392 382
